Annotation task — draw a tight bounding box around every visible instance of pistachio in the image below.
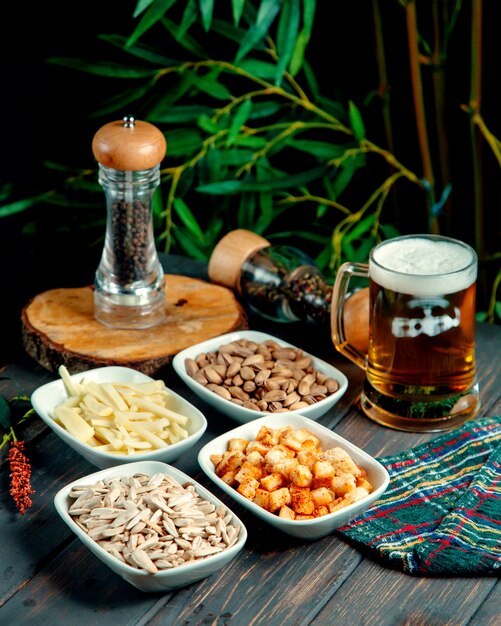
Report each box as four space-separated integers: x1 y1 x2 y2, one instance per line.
185 338 342 412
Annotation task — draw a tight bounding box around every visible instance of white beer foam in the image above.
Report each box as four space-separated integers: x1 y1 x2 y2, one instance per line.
370 238 476 296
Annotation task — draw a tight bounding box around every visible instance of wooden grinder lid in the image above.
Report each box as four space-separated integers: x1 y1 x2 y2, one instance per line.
92 116 167 171
208 229 270 292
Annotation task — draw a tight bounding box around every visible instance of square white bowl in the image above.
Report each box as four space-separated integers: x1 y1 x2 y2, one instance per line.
32 366 208 470
54 460 247 592
172 330 348 424
198 413 390 540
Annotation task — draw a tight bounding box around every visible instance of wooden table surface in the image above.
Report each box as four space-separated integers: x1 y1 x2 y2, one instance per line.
0 257 500 626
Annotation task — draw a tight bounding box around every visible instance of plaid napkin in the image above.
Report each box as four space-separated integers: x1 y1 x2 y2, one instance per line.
337 416 501 575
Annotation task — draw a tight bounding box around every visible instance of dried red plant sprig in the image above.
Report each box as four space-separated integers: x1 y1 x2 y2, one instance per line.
9 440 35 514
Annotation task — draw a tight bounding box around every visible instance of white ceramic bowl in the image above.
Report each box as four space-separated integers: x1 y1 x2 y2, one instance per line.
198 413 389 540
32 366 208 470
54 461 247 592
172 330 348 424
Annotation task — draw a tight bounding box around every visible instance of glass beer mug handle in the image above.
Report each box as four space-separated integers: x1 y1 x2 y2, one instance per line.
331 262 369 370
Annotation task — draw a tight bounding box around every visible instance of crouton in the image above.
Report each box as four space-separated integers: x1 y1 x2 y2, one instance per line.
328 497 350 513
289 464 313 487
290 484 315 515
228 437 249 452
210 453 222 467
311 487 334 508
344 487 370 503
246 450 265 468
216 450 246 476
278 505 295 520
253 488 271 511
312 460 335 489
274 458 299 480
314 505 330 517
245 440 269 456
356 476 374 493
235 461 262 483
220 471 237 486
268 487 291 512
265 444 295 469
260 472 286 492
280 427 320 449
331 474 356 496
296 448 317 469
320 446 361 477
256 425 280 447
237 477 260 499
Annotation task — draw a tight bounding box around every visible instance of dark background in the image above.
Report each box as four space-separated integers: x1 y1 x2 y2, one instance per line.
0 2 499 363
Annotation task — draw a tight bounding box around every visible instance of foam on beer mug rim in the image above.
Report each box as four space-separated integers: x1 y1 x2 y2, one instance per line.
370 236 477 296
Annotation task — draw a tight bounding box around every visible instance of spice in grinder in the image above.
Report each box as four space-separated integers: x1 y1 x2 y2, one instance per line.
92 116 166 329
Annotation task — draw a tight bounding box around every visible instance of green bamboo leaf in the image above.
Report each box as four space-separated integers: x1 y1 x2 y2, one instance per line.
237 59 277 79
0 396 11 430
173 197 205 240
289 139 346 160
99 34 177 66
219 149 255 166
348 100 366 142
255 191 274 232
207 215 224 241
196 166 326 194
188 71 232 100
275 0 300 85
232 0 245 25
42 161 86 173
288 0 315 74
164 128 203 157
226 99 253 146
290 0 317 78
344 214 376 241
231 135 267 148
199 0 214 31
150 105 213 122
147 76 193 115
302 59 320 100
128 0 178 47
47 57 158 78
289 29 309 76
248 101 282 119
90 82 154 118
203 148 223 183
177 0 198 40
333 155 365 198
161 16 208 57
0 193 49 218
173 224 208 260
303 0 315 33
197 114 220 133
211 19 250 45
133 0 157 18
318 94 347 121
235 0 284 63
380 223 400 239
238 192 256 229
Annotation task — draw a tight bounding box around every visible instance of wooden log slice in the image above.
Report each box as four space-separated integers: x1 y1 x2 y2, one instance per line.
21 275 248 376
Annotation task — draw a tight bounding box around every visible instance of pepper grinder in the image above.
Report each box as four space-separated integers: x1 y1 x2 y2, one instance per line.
92 116 167 329
208 229 333 326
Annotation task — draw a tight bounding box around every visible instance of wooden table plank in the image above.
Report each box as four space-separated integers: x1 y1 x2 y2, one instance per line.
311 561 498 626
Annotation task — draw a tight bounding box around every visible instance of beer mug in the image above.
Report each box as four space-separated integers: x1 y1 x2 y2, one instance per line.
331 234 479 432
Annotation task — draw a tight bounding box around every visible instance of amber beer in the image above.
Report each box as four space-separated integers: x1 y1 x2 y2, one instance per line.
367 237 477 395
331 234 479 431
